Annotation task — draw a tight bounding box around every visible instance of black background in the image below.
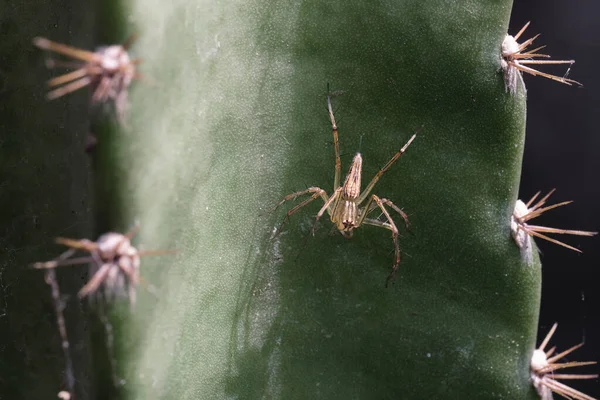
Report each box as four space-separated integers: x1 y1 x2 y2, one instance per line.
512 0 599 396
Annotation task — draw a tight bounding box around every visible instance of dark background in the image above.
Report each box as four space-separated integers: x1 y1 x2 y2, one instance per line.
512 0 600 396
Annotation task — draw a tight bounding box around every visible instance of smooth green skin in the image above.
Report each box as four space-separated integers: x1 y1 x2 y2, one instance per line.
1 0 543 398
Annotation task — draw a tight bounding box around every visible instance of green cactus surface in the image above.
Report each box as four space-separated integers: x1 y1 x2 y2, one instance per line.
1 0 546 398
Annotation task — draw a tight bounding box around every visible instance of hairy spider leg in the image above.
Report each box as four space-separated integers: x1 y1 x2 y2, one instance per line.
312 187 344 235
362 197 410 231
357 134 416 205
327 93 342 191
273 187 330 235
358 195 401 287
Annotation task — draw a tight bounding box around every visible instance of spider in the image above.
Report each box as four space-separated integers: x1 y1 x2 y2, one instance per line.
501 21 582 95
511 189 597 253
273 91 417 287
32 34 141 122
33 223 172 307
531 323 598 400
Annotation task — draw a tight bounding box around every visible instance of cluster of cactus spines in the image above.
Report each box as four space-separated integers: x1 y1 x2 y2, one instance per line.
26 11 597 400
30 36 170 399
31 223 171 398
531 324 598 400
501 21 598 400
32 35 140 124
501 21 582 95
32 223 171 308
511 189 598 262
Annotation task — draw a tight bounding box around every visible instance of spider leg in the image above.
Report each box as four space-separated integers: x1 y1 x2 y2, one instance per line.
327 90 341 190
272 187 330 235
360 195 401 287
359 197 410 231
311 187 342 235
357 134 416 204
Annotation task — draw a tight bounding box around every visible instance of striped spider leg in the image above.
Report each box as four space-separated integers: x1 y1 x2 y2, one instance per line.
531 323 598 400
501 21 582 95
511 189 597 253
32 34 142 122
33 223 173 308
272 91 416 286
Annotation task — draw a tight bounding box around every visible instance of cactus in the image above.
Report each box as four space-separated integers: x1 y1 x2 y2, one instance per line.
2 0 595 399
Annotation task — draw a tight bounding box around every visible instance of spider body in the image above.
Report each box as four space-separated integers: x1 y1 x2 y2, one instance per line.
274 92 416 286
333 153 362 237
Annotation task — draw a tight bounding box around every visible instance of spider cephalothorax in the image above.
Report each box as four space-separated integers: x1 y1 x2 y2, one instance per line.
273 89 416 286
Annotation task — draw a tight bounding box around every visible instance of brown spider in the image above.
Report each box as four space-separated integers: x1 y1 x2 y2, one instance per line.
32 35 141 122
273 92 416 287
531 323 598 400
33 224 172 307
511 189 597 253
501 21 582 95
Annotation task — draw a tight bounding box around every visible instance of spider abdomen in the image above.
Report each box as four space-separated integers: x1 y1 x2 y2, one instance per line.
342 153 362 200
